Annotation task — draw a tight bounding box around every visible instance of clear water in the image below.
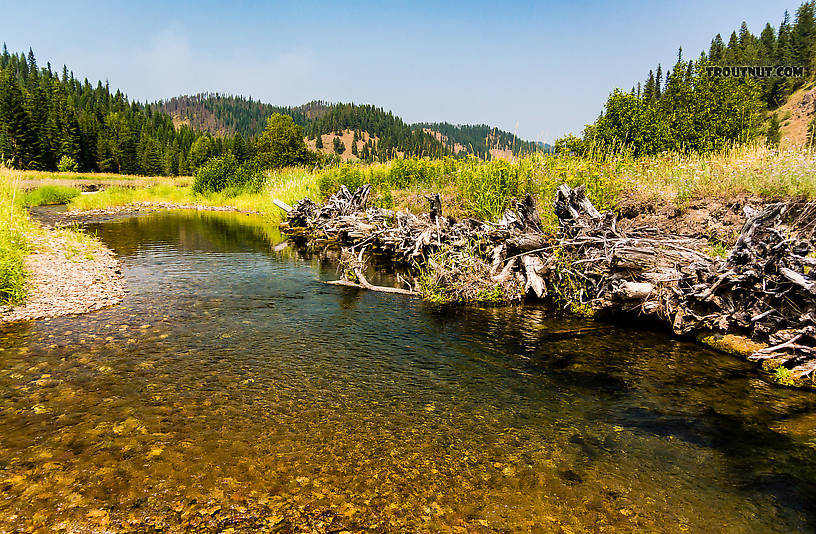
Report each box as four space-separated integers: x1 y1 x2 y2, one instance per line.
2 210 816 532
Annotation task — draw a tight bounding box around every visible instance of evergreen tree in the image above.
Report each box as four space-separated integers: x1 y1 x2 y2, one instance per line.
655 64 663 99
231 131 247 162
254 113 316 169
759 23 777 61
0 70 35 167
332 136 345 155
709 34 725 61
643 70 656 102
766 113 781 147
793 1 816 66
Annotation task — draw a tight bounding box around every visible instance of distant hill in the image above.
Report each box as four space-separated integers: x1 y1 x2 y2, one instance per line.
158 94 545 160
415 122 547 158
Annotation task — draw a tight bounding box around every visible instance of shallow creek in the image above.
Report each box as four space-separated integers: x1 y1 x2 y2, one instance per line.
1 210 816 532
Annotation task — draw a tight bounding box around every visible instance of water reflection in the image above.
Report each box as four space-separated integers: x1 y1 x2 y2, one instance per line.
0 210 815 532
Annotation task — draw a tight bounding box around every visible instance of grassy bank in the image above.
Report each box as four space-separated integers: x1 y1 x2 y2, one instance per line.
57 144 816 229
5 168 191 183
0 173 32 305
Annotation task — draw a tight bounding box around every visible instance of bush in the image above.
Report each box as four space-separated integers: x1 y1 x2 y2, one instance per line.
22 185 81 206
317 165 366 198
193 154 266 195
57 155 79 173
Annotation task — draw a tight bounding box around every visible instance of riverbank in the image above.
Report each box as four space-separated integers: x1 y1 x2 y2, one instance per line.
282 183 816 390
0 225 125 324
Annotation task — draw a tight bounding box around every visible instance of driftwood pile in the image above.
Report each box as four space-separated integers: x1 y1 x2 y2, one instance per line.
281 185 554 301
279 184 816 383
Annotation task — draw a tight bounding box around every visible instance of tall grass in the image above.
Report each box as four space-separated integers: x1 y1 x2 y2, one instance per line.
0 171 31 305
22 185 81 206
65 144 816 230
67 167 320 225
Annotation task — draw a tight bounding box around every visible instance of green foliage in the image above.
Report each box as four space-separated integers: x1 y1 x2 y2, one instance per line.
766 114 782 147
192 153 266 195
57 155 78 172
583 61 765 157
22 185 80 206
255 114 317 170
0 47 223 175
458 158 522 220
413 122 545 158
774 365 795 386
0 176 28 304
332 136 345 155
565 2 816 157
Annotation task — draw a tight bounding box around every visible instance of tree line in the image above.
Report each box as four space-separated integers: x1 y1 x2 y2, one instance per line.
563 1 816 156
413 122 543 158
0 46 244 175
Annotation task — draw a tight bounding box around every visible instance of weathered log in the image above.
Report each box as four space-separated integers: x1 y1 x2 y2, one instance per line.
327 267 418 296
523 255 546 298
273 198 293 213
613 281 654 301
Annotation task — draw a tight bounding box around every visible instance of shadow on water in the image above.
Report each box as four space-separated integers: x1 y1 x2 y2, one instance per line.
2 209 816 532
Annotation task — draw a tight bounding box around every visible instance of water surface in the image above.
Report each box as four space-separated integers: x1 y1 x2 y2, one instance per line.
2 210 816 532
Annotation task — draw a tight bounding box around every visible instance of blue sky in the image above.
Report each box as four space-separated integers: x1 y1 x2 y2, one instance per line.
2 1 799 141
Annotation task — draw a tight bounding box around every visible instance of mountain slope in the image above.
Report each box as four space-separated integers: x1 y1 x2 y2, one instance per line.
158 94 544 160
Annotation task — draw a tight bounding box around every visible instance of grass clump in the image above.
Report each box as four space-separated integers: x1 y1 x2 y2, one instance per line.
0 172 31 305
22 185 81 206
68 184 194 210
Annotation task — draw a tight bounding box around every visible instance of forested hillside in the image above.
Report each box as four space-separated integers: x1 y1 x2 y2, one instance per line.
160 95 448 160
415 122 545 158
0 46 226 175
160 95 543 160
568 1 816 156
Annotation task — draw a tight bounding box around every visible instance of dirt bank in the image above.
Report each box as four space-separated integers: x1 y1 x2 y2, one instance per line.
0 228 125 324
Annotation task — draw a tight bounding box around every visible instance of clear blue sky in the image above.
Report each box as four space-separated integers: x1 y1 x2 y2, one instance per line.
1 1 799 141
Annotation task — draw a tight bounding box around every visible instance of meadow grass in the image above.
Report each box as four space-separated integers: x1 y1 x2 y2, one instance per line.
0 171 32 305
22 185 81 206
67 167 320 224
63 143 816 230
3 168 191 183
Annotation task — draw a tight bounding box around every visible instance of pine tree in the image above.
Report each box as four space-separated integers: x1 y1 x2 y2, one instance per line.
315 133 323 149
643 70 656 102
231 131 247 162
655 65 663 99
766 113 781 147
709 34 725 61
759 23 777 61
793 1 816 66
0 70 35 167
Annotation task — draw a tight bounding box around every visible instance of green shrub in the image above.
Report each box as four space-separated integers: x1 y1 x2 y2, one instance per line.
317 165 366 198
22 185 81 206
193 154 266 195
57 155 79 173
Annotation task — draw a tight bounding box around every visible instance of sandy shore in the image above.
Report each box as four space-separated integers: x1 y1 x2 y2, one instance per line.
0 229 126 324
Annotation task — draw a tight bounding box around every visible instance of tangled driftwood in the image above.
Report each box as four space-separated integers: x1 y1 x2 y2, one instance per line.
279 184 816 384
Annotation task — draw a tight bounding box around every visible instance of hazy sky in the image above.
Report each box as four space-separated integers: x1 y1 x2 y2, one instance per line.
1 1 799 141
